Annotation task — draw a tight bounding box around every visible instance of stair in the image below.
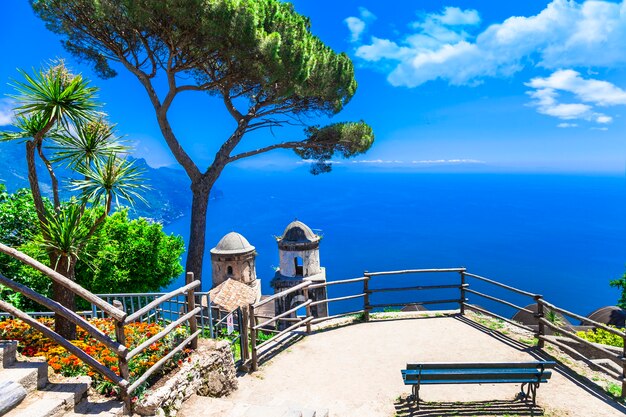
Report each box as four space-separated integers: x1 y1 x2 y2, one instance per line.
0 341 90 417
183 397 329 417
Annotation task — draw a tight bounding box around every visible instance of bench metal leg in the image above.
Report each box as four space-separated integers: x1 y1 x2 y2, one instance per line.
409 385 421 409
520 382 539 406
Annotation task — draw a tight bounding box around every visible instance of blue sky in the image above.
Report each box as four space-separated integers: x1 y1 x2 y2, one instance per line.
1 0 626 173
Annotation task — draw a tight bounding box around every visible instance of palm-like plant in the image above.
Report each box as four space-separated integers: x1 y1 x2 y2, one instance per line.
72 155 148 208
0 61 147 339
10 62 98 129
50 119 129 168
40 202 94 273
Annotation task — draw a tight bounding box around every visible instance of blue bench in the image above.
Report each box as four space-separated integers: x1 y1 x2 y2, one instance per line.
401 361 556 408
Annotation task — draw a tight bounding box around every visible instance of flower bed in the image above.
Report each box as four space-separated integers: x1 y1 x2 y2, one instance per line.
0 317 190 396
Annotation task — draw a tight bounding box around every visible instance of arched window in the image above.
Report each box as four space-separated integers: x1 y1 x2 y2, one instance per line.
227 266 233 275
294 256 303 276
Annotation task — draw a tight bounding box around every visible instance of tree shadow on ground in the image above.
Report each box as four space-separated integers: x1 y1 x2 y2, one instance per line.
394 396 544 417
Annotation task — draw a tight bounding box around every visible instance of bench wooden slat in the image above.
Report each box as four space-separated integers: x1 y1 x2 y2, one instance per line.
403 372 552 382
402 378 551 385
403 368 551 375
406 361 556 371
403 370 552 381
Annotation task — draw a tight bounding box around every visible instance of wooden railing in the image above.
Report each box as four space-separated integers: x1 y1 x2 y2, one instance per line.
0 243 201 414
461 271 626 399
247 268 467 370
245 266 626 399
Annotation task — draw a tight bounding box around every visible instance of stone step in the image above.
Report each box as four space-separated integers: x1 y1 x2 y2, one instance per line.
4 376 90 417
0 361 48 392
0 381 27 415
63 398 124 417
0 341 18 369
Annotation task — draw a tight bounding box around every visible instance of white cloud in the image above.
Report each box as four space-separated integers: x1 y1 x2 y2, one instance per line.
353 37 411 62
596 115 613 123
0 99 15 126
354 0 626 87
345 8 376 43
526 70 625 124
557 122 578 128
411 159 484 164
345 17 366 43
299 159 484 165
527 69 626 106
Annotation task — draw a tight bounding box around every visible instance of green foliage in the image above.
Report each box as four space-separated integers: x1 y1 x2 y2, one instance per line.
0 185 43 247
606 382 622 399
296 121 375 174
576 327 625 348
50 118 129 167
0 187 184 308
9 63 98 128
75 209 184 294
72 154 148 207
32 0 357 114
609 270 626 309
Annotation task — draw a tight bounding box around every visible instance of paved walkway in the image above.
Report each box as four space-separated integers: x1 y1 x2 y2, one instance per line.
182 315 626 417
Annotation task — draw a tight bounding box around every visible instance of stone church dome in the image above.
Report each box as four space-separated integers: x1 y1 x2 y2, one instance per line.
210 232 255 255
280 220 319 243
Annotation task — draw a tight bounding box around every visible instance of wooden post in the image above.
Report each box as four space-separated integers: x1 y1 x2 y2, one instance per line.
459 270 466 315
622 334 626 400
114 305 131 414
534 295 545 348
302 286 312 334
186 272 198 349
363 272 370 322
241 307 249 365
249 304 258 372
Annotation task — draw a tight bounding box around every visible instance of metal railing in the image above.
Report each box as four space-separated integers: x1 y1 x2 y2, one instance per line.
93 290 213 336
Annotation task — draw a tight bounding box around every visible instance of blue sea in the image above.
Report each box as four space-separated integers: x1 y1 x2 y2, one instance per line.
164 169 626 320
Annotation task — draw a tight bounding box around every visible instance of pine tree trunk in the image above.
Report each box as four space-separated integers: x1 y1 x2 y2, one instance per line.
52 255 77 340
185 180 211 284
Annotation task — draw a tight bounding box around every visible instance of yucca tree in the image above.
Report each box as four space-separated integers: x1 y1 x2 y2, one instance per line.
0 62 146 339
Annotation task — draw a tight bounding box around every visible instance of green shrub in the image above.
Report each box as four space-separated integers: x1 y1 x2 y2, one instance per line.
576 327 625 348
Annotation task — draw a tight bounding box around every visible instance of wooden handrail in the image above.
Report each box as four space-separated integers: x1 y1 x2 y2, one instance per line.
537 299 626 339
0 274 126 356
127 307 201 360
0 299 127 387
539 318 622 361
127 329 202 395
253 280 311 308
365 268 466 277
308 277 368 289
369 284 461 293
125 280 201 323
309 293 365 307
463 272 538 299
465 288 534 314
254 300 312 330
0 243 126 322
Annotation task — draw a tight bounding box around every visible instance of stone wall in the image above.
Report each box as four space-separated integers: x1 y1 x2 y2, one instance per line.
134 339 237 417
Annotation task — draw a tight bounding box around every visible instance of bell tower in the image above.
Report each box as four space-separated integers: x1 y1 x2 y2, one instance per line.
271 221 328 320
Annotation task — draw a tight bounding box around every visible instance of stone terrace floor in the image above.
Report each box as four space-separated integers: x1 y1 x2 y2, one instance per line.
182 313 626 417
